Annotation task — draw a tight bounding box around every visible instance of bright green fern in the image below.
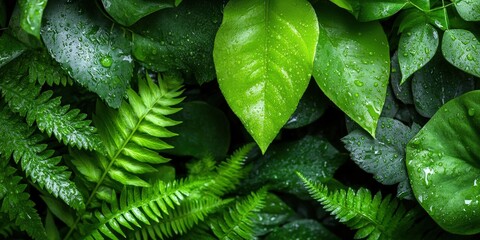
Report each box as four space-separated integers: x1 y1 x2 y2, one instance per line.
0 106 84 210
297 172 421 240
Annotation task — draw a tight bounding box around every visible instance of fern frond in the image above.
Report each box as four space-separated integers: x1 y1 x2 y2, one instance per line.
297 172 419 240
84 73 183 187
82 178 209 239
0 106 84 210
205 143 255 196
28 50 73 86
210 188 267 240
0 57 102 151
130 197 230 240
0 213 17 238
0 160 47 240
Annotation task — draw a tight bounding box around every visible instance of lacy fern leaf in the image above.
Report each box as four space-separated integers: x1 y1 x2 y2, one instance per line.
0 160 46 240
77 73 183 187
0 106 84 210
0 55 102 151
28 50 73 86
209 188 267 240
297 172 419 240
82 178 209 239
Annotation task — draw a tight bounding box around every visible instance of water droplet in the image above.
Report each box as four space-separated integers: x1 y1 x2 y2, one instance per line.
100 56 112 68
468 108 475 116
467 54 474 61
354 80 364 87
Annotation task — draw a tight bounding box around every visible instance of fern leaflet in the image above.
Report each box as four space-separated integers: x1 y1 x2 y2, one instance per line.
209 188 267 240
0 160 46 240
82 178 210 239
28 50 73 86
0 106 84 210
0 213 17 238
297 172 421 240
0 55 102 151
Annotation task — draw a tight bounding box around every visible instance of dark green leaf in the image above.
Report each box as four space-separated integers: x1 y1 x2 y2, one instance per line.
442 29 480 78
313 2 390 137
342 117 420 198
406 90 480 234
166 101 230 158
410 0 429 10
398 23 438 83
244 135 346 199
426 8 449 30
252 193 295 236
412 54 476 118
45 211 61 240
381 86 399 118
18 0 47 39
42 0 133 108
266 219 340 240
40 195 75 227
0 33 27 68
214 0 319 152
453 0 480 21
397 9 427 34
131 0 222 84
0 0 6 27
356 0 407 21
390 51 414 105
283 82 327 129
102 0 179 26
5 5 41 47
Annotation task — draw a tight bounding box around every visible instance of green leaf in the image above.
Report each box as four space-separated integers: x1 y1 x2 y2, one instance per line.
7 5 42 48
166 101 230 158
313 2 390 137
390 52 414 105
342 117 420 199
265 219 340 240
442 29 480 78
102 0 178 26
0 34 27 68
18 0 48 39
40 195 76 227
244 135 346 199
453 0 480 21
251 193 294 236
42 0 133 108
412 54 475 118
397 9 427 34
409 0 429 10
356 0 408 21
131 0 222 84
398 23 438 83
406 90 480 235
214 0 319 152
426 8 449 30
283 82 327 129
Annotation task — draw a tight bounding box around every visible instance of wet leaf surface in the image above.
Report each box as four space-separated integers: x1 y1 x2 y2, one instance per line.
265 219 340 240
102 0 178 26
442 29 480 78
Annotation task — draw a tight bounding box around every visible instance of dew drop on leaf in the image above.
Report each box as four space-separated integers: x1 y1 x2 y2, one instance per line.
100 56 112 68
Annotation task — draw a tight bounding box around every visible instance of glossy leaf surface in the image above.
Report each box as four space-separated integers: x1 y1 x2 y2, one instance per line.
0 33 27 68
251 193 294 236
214 0 319 152
406 90 480 234
398 23 438 83
18 0 47 39
42 0 133 108
266 219 340 240
283 83 327 129
412 55 475 118
102 0 178 26
313 2 389 137
132 0 222 84
442 29 480 78
356 0 407 21
453 0 480 21
390 52 414 104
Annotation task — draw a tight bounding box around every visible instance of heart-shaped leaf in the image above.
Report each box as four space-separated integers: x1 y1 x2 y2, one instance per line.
313 2 390 137
406 90 480 234
102 0 179 26
442 29 480 78
42 0 133 108
214 0 319 152
398 23 438 83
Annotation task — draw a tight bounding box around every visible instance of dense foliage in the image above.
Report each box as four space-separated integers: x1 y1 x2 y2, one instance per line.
0 0 479 239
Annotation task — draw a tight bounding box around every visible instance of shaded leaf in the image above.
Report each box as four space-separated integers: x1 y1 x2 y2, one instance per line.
412 54 476 118
406 90 480 235
442 29 480 78
102 0 179 26
313 2 390 137
390 51 414 104
42 0 133 108
0 33 27 68
283 82 327 129
132 0 222 84
252 193 295 236
214 0 319 152
265 219 340 240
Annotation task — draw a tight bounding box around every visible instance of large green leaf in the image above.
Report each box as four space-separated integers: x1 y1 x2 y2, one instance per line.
165 101 231 158
406 90 480 234
313 2 389 137
442 29 480 78
18 0 48 39
356 0 407 21
342 117 420 199
102 0 179 26
453 0 480 21
398 23 438 83
131 0 222 84
214 0 319 152
42 0 133 108
243 135 346 199
412 54 475 118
